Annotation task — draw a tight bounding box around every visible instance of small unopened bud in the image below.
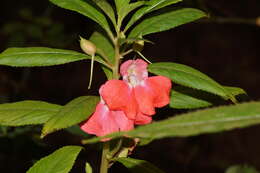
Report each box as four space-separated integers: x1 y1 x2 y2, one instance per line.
119 31 126 39
80 36 96 56
133 40 144 52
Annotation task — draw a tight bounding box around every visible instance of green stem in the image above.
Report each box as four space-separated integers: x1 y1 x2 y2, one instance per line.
99 35 121 173
100 142 110 173
112 39 121 79
122 49 133 57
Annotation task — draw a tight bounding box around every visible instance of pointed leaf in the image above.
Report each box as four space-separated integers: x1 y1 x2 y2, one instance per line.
124 0 182 31
170 86 246 109
85 101 260 143
0 47 106 67
0 101 61 126
85 162 93 173
26 146 83 173
92 0 116 26
224 86 247 97
118 1 145 26
148 62 231 99
116 157 165 173
49 0 111 34
128 8 206 38
42 96 99 137
147 0 182 12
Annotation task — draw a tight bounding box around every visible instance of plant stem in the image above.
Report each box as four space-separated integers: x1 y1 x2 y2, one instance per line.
112 39 120 79
122 49 133 57
100 142 110 173
99 36 121 173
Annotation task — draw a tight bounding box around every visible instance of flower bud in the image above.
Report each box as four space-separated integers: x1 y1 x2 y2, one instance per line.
119 31 126 39
133 40 144 52
80 36 96 56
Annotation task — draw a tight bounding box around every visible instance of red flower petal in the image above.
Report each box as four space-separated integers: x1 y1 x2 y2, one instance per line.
146 76 172 107
80 102 134 137
80 102 118 136
120 59 148 80
120 59 134 77
113 111 134 131
100 80 138 119
135 112 152 125
134 84 155 115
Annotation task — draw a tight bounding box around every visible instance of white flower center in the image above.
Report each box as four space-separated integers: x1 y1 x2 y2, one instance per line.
124 64 146 87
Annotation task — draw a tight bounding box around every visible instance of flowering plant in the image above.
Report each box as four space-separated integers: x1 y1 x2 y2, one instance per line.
0 0 259 173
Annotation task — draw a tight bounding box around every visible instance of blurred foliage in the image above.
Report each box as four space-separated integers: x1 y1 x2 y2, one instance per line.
1 7 76 48
226 165 259 173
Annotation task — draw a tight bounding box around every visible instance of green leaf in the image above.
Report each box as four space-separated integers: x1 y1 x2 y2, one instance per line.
118 1 145 27
92 0 116 26
65 125 90 138
138 138 154 146
85 101 260 143
102 66 113 80
224 86 247 97
170 88 213 109
0 101 61 126
42 96 99 137
90 31 115 64
26 146 83 173
170 86 246 109
0 47 106 67
85 162 93 173
128 8 206 38
226 165 259 173
124 0 182 32
148 62 230 99
116 157 165 173
49 0 111 35
114 0 130 14
147 0 182 12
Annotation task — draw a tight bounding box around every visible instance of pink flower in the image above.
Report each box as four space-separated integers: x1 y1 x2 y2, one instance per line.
101 59 172 125
80 100 134 137
80 59 171 138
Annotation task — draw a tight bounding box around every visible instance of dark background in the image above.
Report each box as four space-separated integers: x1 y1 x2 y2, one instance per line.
0 0 260 172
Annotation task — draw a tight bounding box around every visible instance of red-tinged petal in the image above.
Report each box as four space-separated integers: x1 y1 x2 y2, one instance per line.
120 59 148 82
113 111 134 131
133 59 148 74
80 102 118 137
100 80 138 119
134 85 155 115
100 80 130 109
146 76 172 107
120 59 134 77
135 112 152 125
